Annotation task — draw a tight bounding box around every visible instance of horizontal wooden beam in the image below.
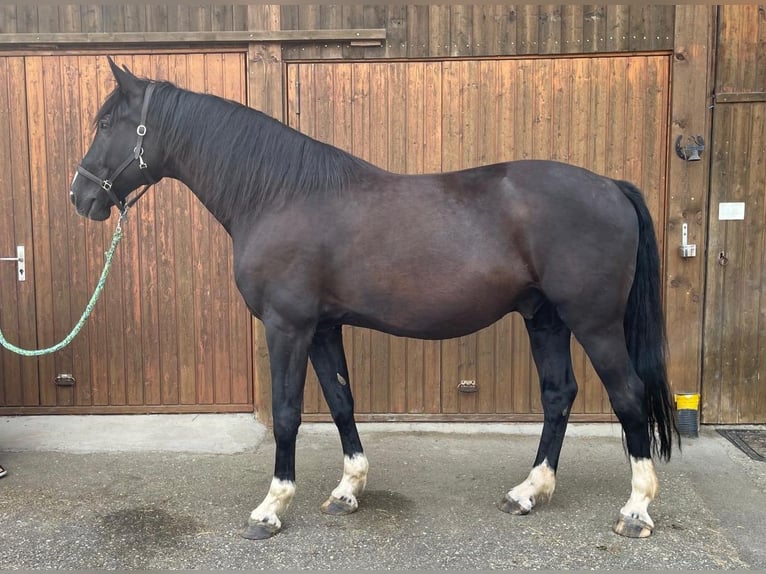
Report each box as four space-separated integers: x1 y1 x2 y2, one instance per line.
0 29 386 46
302 413 619 423
715 92 766 104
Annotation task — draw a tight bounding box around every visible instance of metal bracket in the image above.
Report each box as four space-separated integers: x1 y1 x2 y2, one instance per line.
675 135 705 161
0 245 26 281
458 380 477 393
680 223 696 258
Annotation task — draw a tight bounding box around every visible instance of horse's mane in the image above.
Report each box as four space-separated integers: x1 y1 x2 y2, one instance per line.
100 80 378 221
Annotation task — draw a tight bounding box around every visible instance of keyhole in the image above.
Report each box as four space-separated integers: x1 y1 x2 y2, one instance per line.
718 251 729 266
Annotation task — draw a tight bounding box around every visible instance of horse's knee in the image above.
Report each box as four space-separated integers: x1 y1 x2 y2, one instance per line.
272 406 301 443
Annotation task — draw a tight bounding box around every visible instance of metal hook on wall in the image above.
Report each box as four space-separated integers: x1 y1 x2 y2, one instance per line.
675 135 705 161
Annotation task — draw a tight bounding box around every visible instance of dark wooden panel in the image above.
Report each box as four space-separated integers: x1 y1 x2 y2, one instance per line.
704 102 766 423
0 51 253 414
287 55 670 419
716 5 766 95
0 56 38 406
704 5 766 423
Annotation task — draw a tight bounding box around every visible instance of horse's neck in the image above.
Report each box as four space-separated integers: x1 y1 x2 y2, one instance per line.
159 108 237 231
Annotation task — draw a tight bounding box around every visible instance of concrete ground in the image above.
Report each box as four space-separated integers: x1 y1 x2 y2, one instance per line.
1 415 764 570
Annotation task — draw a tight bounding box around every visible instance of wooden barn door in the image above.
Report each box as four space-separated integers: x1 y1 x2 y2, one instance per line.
702 6 766 423
0 52 253 414
287 55 670 421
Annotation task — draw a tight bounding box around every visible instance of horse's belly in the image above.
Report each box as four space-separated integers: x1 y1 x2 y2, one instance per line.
335 278 531 340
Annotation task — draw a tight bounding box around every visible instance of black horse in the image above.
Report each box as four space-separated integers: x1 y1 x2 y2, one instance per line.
71 58 677 540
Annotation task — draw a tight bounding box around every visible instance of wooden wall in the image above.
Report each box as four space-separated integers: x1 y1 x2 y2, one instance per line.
702 5 766 423
288 55 671 421
4 5 747 422
0 51 254 414
0 5 248 33
279 5 675 59
0 5 675 59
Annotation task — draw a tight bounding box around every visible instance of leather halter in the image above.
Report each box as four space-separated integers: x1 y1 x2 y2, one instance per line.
75 82 157 214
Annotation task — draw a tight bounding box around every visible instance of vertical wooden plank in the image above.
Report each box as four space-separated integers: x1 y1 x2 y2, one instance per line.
606 5 631 51
583 5 606 53
26 56 57 406
561 5 584 54
15 5 35 33
319 5 343 59
667 7 714 415
0 7 18 33
385 5 407 59
406 5 429 58
450 5 473 56
550 57 572 163
538 5 562 54
0 57 24 406
516 5 539 55
428 5 451 58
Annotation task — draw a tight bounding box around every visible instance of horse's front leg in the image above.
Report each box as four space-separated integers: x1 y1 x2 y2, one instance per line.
242 323 313 540
309 326 368 515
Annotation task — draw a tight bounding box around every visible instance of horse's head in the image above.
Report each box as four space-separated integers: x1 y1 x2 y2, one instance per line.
70 57 160 221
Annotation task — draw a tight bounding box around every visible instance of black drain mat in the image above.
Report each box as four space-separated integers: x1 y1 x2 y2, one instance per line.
717 429 766 462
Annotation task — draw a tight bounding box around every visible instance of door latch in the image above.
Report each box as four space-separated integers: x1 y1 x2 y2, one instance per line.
680 224 696 258
0 245 25 281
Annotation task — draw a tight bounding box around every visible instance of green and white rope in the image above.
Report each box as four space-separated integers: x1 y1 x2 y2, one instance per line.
0 213 126 356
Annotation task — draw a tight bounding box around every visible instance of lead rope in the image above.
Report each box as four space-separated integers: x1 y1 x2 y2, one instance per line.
0 211 126 356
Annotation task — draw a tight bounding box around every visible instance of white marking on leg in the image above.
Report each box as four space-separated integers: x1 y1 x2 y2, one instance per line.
619 456 658 527
249 477 296 530
329 453 369 509
506 458 556 512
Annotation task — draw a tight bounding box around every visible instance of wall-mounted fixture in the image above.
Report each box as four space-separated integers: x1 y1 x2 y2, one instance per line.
675 135 705 161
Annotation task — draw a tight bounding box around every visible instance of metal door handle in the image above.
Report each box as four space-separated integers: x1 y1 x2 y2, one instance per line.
0 246 26 281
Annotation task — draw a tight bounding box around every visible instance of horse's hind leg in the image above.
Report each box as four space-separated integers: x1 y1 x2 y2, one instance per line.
499 301 577 515
574 323 658 538
309 326 368 515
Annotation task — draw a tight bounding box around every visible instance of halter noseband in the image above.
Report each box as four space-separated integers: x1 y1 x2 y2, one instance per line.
75 82 157 214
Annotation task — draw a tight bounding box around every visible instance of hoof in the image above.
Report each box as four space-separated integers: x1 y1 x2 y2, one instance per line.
241 519 280 540
497 496 530 516
612 515 653 538
321 496 357 516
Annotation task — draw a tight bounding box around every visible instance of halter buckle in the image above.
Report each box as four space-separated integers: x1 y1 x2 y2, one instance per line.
136 124 147 137
102 180 113 192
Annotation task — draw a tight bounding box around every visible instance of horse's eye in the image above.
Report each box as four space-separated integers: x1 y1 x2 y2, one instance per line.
98 116 111 130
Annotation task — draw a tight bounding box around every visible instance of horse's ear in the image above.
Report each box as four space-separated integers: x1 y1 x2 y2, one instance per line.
107 56 142 97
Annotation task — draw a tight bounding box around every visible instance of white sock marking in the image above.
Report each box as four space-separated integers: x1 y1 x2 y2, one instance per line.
249 477 296 529
507 458 556 512
329 453 369 508
619 456 658 527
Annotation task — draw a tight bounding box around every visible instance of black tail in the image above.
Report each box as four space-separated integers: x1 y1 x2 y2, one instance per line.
615 179 679 461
